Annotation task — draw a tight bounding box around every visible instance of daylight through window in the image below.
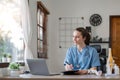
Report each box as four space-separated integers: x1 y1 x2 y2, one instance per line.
0 0 24 62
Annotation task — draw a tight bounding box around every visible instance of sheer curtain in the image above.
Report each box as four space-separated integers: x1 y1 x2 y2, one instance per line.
21 0 33 70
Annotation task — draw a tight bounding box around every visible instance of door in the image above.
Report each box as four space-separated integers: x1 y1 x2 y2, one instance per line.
110 16 120 67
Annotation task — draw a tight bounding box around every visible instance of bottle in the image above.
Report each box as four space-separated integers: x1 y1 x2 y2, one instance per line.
106 63 112 75
114 64 120 75
112 60 115 74
106 48 114 74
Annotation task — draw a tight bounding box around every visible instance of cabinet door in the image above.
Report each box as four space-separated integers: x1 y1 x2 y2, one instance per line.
110 16 120 67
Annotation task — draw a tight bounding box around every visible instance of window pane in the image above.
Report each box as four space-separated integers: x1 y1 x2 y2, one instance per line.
40 12 44 27
0 0 24 62
37 27 40 39
40 41 43 53
40 27 43 40
37 40 40 52
37 40 43 53
37 9 40 24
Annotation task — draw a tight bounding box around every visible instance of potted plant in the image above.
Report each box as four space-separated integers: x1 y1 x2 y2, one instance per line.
2 53 7 62
7 54 12 62
8 62 20 77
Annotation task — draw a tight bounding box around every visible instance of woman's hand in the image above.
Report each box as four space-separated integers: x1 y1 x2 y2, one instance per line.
75 67 97 75
65 64 73 71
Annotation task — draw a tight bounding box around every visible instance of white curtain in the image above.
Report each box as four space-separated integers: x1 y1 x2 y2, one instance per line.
21 0 33 70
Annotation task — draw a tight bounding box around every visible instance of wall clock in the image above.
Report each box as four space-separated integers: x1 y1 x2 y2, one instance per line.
89 14 102 26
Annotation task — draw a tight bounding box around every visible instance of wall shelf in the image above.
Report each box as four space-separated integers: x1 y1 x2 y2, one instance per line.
90 41 109 43
0 62 25 68
0 62 9 68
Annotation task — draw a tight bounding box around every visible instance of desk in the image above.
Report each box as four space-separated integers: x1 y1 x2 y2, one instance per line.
0 74 120 80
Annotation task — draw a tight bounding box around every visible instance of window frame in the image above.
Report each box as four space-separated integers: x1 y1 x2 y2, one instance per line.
37 1 49 58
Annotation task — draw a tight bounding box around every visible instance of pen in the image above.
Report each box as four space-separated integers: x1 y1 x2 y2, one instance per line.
65 61 70 65
65 61 74 70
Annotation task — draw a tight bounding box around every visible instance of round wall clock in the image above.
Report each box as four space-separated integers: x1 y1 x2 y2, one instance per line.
89 14 102 26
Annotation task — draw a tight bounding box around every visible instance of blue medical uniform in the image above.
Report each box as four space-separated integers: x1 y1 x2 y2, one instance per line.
64 45 101 70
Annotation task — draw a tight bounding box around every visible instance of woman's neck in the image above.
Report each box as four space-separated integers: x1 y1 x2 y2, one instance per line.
77 43 86 52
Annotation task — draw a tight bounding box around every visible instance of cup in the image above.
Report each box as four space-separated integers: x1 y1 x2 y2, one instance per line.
97 70 102 76
19 66 25 74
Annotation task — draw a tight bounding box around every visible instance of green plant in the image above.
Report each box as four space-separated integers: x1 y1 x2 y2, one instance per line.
7 54 12 58
2 53 7 58
9 62 20 70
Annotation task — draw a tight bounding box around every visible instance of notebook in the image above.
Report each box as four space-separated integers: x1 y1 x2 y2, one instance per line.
62 70 79 75
27 59 60 76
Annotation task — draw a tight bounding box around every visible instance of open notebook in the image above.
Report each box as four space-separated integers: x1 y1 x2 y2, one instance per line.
27 59 60 76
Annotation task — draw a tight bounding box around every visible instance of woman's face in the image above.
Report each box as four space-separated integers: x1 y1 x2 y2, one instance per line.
73 30 86 45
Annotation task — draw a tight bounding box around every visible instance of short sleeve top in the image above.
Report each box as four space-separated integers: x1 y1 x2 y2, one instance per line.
64 45 101 70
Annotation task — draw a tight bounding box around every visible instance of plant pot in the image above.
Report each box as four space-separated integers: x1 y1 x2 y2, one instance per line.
10 69 20 77
7 58 12 62
2 57 7 62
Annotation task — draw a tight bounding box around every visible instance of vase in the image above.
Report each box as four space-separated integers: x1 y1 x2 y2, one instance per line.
10 69 20 77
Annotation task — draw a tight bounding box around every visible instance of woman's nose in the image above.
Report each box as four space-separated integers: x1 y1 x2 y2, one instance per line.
73 37 76 41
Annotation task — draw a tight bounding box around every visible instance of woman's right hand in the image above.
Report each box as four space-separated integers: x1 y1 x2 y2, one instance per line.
65 64 73 71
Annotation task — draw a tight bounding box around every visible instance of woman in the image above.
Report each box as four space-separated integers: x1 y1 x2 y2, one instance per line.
64 27 100 75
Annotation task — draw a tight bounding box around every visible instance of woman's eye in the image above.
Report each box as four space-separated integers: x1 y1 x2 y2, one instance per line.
76 36 80 38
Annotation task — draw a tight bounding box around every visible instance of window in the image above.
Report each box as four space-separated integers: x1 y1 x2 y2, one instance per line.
37 1 49 58
0 0 24 62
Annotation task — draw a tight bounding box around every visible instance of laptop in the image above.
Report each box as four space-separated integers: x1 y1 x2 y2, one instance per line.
27 59 60 76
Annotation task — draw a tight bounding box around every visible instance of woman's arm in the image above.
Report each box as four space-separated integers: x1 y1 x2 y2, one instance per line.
90 67 97 70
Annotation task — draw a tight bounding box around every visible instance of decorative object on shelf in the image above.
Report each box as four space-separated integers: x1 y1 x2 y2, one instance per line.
91 36 102 42
8 62 20 77
86 26 91 35
89 14 102 26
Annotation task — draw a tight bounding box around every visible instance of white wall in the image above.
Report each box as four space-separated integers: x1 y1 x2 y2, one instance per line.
29 0 120 73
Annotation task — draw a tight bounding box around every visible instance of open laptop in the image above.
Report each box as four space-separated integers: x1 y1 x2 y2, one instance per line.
27 59 60 76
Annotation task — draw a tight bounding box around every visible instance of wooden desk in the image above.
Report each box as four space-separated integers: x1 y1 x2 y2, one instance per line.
0 74 120 80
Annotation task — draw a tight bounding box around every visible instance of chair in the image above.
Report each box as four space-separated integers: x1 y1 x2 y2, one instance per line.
90 45 106 73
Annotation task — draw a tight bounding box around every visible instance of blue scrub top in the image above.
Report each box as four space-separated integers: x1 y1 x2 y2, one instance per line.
64 45 101 70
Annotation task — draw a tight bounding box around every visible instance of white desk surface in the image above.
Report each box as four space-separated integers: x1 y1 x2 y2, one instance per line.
0 74 120 80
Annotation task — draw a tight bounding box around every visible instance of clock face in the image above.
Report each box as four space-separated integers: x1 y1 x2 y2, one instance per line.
89 14 102 26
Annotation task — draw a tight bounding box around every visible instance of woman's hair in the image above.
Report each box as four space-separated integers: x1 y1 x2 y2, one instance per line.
75 27 91 45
